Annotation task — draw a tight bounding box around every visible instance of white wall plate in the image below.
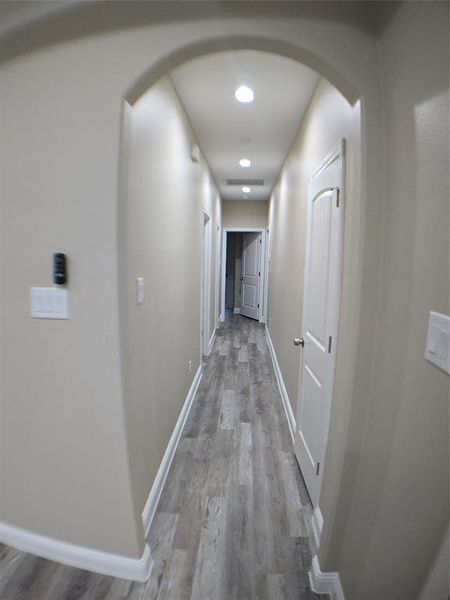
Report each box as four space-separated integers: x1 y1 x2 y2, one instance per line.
31 287 69 319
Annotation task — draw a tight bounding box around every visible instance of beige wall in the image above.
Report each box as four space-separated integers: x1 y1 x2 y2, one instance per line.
223 200 268 229
268 4 449 600
0 0 402 577
0 15 232 559
120 76 221 515
0 42 143 557
327 4 449 598
267 79 358 410
0 4 445 595
0 74 3 478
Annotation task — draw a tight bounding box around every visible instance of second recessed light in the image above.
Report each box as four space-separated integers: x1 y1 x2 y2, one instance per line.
235 86 254 103
242 186 251 193
239 158 251 168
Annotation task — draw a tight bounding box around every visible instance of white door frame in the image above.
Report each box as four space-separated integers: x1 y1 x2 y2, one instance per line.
214 223 221 329
220 227 267 323
295 140 345 509
201 209 212 356
263 226 270 328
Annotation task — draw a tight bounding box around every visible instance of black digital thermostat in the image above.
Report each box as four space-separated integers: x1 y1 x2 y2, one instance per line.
53 253 67 285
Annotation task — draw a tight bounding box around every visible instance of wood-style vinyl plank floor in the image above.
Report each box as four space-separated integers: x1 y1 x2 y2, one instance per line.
0 313 326 600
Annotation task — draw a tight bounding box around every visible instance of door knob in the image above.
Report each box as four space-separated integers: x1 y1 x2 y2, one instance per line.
293 338 305 347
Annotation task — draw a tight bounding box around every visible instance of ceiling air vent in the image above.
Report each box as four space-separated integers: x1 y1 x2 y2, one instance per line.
225 178 265 186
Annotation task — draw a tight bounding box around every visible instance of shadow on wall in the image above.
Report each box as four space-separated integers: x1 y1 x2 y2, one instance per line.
0 2 403 64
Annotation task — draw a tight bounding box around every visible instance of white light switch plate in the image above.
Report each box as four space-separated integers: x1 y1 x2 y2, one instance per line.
136 277 144 305
31 287 69 319
425 311 450 374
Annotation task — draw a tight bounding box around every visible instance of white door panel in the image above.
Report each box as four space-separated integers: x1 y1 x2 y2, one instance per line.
241 233 261 320
295 143 345 507
243 283 256 308
306 189 333 348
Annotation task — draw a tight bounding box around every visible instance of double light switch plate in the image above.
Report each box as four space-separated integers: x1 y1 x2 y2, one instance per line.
31 287 69 319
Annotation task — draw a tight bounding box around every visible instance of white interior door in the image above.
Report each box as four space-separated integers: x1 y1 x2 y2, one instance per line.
240 232 261 320
294 144 345 507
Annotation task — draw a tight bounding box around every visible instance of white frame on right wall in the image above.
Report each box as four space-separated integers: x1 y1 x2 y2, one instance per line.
294 139 346 523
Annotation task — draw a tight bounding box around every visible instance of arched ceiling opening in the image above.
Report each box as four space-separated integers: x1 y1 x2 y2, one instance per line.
167 50 321 202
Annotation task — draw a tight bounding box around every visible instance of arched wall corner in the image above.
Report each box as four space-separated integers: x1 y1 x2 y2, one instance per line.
118 27 384 582
124 36 360 107
0 6 386 578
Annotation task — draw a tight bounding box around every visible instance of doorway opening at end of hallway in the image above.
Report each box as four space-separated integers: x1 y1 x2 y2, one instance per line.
222 228 268 325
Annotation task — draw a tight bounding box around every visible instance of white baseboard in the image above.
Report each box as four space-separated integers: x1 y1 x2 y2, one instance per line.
0 522 152 582
142 365 203 537
233 307 241 314
309 555 346 600
312 506 324 549
0 364 203 582
265 326 296 443
208 328 217 355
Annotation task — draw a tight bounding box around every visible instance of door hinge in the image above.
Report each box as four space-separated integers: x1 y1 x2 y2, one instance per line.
258 271 261 277
260 238 262 244
328 336 332 353
336 187 340 208
316 462 320 476
257 303 260 308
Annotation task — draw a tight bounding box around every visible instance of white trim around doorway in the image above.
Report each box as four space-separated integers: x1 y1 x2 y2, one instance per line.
214 223 222 329
220 228 267 324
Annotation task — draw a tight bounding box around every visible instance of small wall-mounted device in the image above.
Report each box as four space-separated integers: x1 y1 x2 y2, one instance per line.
53 253 67 285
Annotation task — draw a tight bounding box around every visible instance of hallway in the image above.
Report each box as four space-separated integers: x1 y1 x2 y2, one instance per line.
0 314 324 600
0 4 448 599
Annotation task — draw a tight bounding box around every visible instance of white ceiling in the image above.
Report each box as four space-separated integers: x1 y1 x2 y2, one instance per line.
171 51 319 202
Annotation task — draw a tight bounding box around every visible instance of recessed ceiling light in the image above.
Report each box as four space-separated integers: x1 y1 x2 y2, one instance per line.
242 186 251 193
235 86 254 103
239 158 251 168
